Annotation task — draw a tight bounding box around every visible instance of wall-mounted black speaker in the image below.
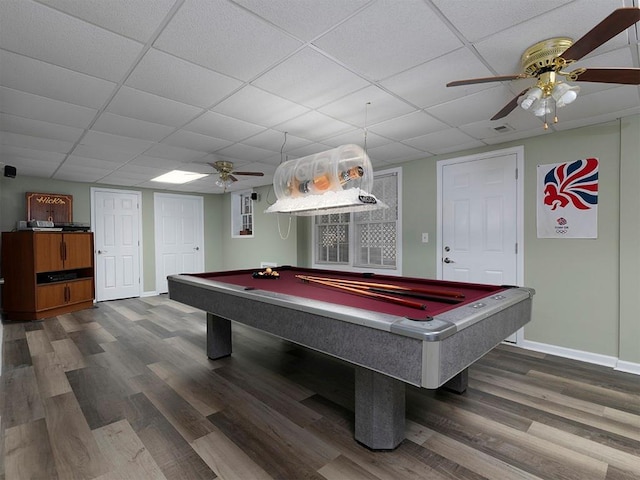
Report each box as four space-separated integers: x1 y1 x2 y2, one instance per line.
251 192 258 201
3 165 17 178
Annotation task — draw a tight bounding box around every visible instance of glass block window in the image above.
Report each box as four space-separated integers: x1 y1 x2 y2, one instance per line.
313 168 401 273
354 171 398 268
315 213 350 264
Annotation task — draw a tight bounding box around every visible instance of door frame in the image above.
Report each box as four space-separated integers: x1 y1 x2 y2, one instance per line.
90 187 143 300
153 192 204 294
436 146 525 341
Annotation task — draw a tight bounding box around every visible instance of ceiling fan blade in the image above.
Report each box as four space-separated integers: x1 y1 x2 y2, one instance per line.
229 174 238 182
208 162 222 172
447 74 528 87
490 89 530 121
233 171 265 176
561 7 640 62
575 68 640 85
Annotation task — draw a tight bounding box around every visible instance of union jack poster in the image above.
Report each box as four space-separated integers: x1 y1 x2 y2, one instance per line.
537 158 599 238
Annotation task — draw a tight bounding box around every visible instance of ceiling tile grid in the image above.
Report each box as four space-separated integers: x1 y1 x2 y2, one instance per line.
0 0 638 193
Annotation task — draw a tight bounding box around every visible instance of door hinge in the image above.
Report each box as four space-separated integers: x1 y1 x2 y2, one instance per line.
515 168 518 180
515 243 518 254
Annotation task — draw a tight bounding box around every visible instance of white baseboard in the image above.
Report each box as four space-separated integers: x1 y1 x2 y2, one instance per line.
520 340 619 368
615 360 640 375
519 340 640 375
141 290 159 297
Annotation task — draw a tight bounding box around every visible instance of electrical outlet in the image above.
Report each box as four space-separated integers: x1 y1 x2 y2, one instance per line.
421 233 429 243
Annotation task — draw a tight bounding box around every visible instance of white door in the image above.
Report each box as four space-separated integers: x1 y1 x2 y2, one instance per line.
92 188 141 301
154 193 204 294
438 148 524 342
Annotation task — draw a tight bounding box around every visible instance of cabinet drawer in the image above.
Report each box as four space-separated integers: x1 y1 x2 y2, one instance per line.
36 279 94 311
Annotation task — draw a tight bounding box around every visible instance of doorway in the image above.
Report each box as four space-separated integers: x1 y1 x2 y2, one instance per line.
437 146 524 341
154 193 204 294
91 188 142 301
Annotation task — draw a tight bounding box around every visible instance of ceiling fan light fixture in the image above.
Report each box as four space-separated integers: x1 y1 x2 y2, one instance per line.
215 177 233 188
552 82 580 108
520 87 543 110
532 98 551 117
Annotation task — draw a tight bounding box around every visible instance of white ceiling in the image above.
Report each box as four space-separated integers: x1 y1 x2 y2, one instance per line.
1 0 638 194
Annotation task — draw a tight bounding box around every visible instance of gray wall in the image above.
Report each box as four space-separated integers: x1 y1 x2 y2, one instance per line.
1 115 638 367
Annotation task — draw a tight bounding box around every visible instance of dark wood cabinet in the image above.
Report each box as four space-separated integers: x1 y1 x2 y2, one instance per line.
1 231 95 320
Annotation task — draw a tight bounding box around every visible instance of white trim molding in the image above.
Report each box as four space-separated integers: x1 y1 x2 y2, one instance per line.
520 340 640 376
615 360 640 375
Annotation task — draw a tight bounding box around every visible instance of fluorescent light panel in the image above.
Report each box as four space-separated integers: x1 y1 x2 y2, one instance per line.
151 170 208 184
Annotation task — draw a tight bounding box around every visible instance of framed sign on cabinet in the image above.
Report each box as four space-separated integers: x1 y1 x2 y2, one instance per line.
26 192 73 223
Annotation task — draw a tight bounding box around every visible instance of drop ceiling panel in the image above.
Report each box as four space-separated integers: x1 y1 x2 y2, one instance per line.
212 143 281 163
426 85 518 127
130 155 185 170
0 113 84 143
0 145 66 164
252 47 370 108
91 113 175 141
0 86 97 128
380 48 498 109
318 85 415 126
36 0 177 42
212 85 310 127
275 111 354 140
431 0 574 43
368 111 448 140
154 0 302 81
366 142 427 166
144 143 209 162
7 157 61 177
0 0 144 81
184 111 266 142
242 129 313 152
106 86 203 127
1 131 74 154
161 130 233 153
323 130 392 150
403 128 483 154
0 50 116 109
233 0 371 41
126 49 244 108
313 0 462 80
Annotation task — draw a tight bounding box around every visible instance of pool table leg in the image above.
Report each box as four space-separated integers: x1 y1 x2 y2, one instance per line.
354 366 405 450
442 368 469 394
206 313 232 359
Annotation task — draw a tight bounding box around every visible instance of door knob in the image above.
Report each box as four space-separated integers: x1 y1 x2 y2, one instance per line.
98 250 108 254
443 257 455 264
194 246 200 251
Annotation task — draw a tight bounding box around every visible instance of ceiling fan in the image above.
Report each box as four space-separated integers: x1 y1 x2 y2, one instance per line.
447 7 640 127
208 160 264 189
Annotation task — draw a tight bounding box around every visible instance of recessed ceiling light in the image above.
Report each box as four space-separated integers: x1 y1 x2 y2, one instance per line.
151 170 208 184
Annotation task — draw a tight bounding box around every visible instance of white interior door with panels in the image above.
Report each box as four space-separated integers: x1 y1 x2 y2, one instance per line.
154 193 204 294
91 188 142 301
437 147 524 342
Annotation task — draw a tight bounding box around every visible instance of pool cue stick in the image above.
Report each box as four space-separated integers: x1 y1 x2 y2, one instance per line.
365 287 463 304
298 275 462 304
296 276 427 310
296 274 465 299
301 277 462 304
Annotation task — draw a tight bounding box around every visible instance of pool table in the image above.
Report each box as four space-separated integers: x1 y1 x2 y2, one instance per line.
168 266 534 450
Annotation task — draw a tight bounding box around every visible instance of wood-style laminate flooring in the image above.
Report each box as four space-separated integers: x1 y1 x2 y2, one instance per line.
1 295 639 479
